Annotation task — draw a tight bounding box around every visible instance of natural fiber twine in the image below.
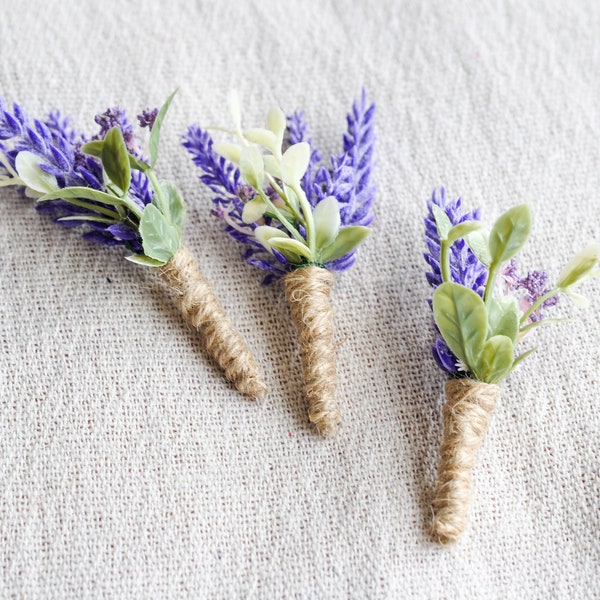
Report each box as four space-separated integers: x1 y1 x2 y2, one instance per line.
431 378 500 544
284 266 339 437
158 246 268 399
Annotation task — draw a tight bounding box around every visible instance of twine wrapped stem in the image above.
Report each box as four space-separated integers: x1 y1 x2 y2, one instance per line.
283 265 339 437
431 378 499 544
158 246 268 400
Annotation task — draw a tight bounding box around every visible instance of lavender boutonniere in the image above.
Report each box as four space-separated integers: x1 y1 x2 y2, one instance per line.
183 91 375 436
424 187 599 543
0 93 267 399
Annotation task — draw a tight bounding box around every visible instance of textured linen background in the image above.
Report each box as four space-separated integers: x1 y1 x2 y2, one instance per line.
1 0 599 598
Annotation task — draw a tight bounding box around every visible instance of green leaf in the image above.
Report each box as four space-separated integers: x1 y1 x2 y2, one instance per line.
254 225 289 250
102 127 131 194
510 347 537 371
83 141 150 172
488 204 532 265
313 196 341 251
466 230 492 267
320 226 370 263
139 204 181 263
476 335 514 384
432 282 488 371
125 254 167 267
14 151 59 194
239 146 264 189
39 186 128 207
488 297 520 342
242 197 267 224
556 244 600 289
447 221 482 244
81 141 104 158
158 180 186 228
520 317 570 335
268 237 313 262
149 89 178 167
432 204 452 240
281 142 310 186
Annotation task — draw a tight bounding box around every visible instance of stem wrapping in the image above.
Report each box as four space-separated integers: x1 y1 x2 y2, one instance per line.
284 266 339 437
158 246 267 399
431 378 499 544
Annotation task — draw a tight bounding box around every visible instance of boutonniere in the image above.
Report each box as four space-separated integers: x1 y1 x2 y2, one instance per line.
184 91 375 436
424 187 598 543
0 93 266 398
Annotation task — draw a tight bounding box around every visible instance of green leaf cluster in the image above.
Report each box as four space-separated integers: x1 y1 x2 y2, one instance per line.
37 91 185 268
432 202 599 383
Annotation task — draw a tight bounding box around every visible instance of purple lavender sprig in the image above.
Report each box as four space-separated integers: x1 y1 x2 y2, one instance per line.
424 187 487 372
0 97 153 251
182 92 376 283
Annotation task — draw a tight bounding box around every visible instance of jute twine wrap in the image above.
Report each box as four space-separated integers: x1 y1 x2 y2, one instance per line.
157 246 268 400
283 266 339 437
431 378 499 544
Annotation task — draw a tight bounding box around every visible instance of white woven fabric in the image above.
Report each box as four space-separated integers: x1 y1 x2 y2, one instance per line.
1 0 599 597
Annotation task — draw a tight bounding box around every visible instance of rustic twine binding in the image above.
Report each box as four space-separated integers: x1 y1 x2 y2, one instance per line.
283 265 339 437
158 246 268 400
431 378 499 544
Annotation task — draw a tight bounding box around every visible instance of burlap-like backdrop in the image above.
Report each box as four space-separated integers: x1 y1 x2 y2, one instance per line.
1 1 599 598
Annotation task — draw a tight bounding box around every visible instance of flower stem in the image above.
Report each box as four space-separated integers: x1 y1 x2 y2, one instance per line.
257 189 306 244
519 288 560 325
440 240 451 283
146 168 168 217
293 183 316 256
483 262 500 308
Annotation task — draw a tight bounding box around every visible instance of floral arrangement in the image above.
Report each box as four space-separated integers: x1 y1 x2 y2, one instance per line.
424 187 599 543
0 93 266 399
183 91 375 436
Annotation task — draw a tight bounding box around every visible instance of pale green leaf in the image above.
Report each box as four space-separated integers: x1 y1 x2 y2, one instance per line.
488 297 520 342
254 225 289 250
489 204 532 265
313 196 341 251
432 282 488 371
262 155 281 178
510 347 537 372
158 180 186 228
556 244 600 289
320 226 370 263
281 142 310 186
139 204 181 263
213 142 242 164
564 289 590 308
243 128 278 152
102 127 131 193
239 146 264 189
125 254 167 267
269 237 313 262
14 151 59 194
242 197 267 224
476 335 514 384
149 89 178 167
266 106 286 139
39 186 127 208
228 90 242 132
432 204 452 240
466 230 492 267
447 220 482 244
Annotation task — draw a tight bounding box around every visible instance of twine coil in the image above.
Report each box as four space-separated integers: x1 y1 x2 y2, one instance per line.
431 378 499 544
284 266 339 437
158 246 267 400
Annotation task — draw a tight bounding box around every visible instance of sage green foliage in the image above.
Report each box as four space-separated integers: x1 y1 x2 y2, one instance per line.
38 92 185 267
433 204 598 383
213 102 370 269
